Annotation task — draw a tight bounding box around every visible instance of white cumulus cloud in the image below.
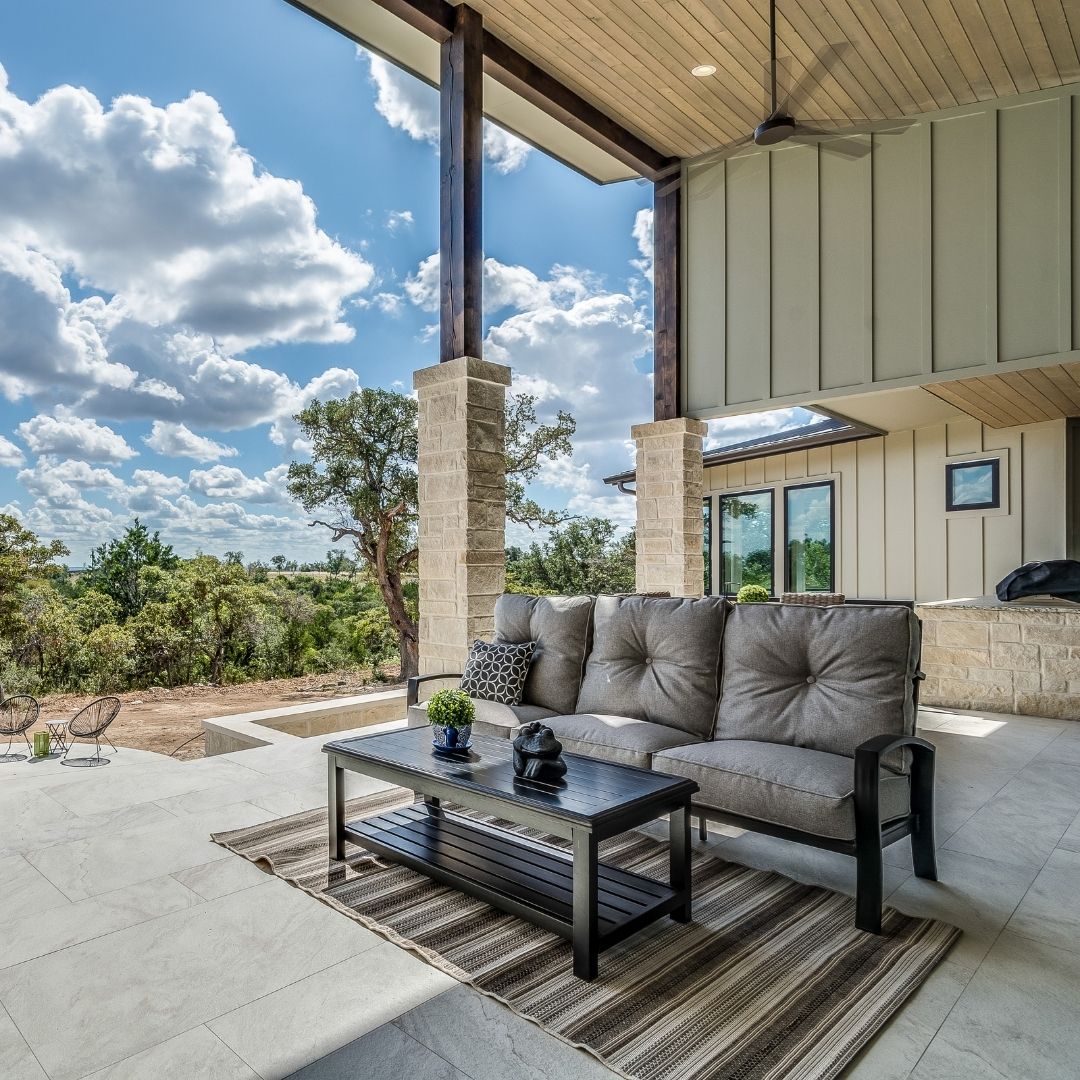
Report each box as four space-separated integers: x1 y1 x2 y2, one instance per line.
632 208 654 283
17 408 137 463
0 436 24 467
0 63 373 352
0 243 135 403
187 463 287 503
144 421 238 463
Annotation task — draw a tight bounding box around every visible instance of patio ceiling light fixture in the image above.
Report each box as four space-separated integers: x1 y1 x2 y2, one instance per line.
691 64 717 76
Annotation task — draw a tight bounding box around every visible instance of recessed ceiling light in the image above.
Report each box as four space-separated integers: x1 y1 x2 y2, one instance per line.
691 64 717 77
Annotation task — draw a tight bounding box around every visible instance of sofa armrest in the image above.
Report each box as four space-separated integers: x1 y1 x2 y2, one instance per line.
406 673 463 708
854 734 936 826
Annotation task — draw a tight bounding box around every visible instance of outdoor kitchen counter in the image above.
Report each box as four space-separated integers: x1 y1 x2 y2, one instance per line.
916 595 1080 720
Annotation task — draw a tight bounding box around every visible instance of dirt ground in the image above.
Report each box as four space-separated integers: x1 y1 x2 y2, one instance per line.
25 671 404 761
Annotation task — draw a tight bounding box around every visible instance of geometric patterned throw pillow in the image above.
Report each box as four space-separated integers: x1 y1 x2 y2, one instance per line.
459 639 536 706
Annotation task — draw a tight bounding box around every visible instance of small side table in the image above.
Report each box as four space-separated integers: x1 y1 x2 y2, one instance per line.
45 721 68 754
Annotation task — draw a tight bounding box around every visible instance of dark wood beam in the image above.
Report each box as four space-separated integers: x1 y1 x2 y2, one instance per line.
440 3 484 363
653 177 681 420
368 0 454 40
480 34 671 181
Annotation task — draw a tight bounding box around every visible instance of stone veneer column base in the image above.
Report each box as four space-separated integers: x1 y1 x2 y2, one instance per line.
917 598 1080 720
414 356 512 676
632 417 708 597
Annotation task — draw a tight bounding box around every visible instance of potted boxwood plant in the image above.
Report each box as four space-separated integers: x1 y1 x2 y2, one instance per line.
427 688 476 751
736 584 771 604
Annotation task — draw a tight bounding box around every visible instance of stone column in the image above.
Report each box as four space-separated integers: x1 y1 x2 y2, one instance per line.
632 417 708 597
414 356 512 675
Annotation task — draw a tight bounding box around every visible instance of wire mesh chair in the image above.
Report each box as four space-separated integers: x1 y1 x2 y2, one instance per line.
61 697 122 768
0 695 41 762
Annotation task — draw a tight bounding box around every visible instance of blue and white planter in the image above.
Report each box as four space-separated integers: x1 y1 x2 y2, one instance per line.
432 723 473 752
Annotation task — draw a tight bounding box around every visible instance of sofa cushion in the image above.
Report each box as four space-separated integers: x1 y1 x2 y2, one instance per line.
653 739 910 840
574 594 727 739
545 713 701 769
495 594 595 716
407 698 556 739
716 604 920 771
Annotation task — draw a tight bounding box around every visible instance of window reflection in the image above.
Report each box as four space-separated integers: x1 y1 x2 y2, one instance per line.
785 483 833 592
720 490 773 595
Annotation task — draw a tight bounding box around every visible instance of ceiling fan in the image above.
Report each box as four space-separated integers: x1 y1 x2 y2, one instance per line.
654 0 912 192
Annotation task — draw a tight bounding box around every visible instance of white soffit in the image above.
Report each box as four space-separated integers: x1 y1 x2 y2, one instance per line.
816 387 965 432
294 0 639 184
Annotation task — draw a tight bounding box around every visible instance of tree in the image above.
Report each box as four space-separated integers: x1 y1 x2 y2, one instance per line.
287 389 420 679
287 388 577 679
504 394 576 528
0 514 68 639
506 518 636 596
82 519 177 620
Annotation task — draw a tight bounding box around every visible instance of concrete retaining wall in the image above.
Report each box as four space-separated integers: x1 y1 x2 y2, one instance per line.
202 689 408 755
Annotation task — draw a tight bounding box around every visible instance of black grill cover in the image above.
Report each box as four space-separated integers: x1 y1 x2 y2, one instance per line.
996 560 1080 604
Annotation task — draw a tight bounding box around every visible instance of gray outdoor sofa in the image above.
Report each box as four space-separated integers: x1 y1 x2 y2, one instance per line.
407 593 937 934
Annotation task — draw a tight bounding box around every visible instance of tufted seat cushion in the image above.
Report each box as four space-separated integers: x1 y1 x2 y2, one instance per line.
654 740 911 840
495 594 596 716
715 604 921 772
574 594 728 739
407 698 556 739
544 713 701 769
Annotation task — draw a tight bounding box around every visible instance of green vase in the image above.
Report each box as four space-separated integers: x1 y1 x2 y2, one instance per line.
33 730 50 757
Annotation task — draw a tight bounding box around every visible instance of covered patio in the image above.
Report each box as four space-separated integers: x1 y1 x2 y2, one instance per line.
4 1 1078 1077
1 705 1078 1078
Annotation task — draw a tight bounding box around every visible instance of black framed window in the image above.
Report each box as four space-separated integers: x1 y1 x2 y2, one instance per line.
945 458 1000 512
703 500 712 595
719 489 773 596
785 481 834 592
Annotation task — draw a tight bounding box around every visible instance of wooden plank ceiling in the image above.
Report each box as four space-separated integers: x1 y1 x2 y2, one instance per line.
927 364 1080 427
458 0 1080 158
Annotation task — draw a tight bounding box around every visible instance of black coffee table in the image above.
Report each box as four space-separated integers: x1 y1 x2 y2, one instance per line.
324 727 698 980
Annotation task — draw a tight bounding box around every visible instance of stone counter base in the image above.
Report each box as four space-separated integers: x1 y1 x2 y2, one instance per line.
916 600 1080 720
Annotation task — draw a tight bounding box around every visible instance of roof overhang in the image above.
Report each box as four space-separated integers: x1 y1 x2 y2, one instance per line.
603 411 883 489
289 0 643 183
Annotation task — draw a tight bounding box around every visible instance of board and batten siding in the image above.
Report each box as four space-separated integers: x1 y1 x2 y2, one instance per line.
684 82 1080 417
705 418 1066 603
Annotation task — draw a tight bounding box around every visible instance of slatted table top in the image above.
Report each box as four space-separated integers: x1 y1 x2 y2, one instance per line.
324 726 697 827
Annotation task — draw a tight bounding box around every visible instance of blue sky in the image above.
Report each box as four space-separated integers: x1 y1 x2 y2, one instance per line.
0 0 805 564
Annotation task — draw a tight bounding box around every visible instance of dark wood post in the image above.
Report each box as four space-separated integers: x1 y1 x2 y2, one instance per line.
653 176 682 420
440 3 483 363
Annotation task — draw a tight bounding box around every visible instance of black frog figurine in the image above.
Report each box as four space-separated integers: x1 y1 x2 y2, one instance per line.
512 722 568 784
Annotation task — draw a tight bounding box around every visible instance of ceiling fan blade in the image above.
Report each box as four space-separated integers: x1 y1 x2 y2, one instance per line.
796 117 914 135
656 135 755 196
782 43 852 115
790 133 870 158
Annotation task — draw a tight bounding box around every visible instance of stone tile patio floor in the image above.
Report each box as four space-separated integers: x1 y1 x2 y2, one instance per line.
2 709 1079 1080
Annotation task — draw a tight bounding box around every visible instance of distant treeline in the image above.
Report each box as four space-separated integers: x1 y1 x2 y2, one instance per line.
0 513 634 697
0 516 405 696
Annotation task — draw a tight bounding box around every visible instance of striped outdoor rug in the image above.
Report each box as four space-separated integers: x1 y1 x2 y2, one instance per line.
213 788 958 1080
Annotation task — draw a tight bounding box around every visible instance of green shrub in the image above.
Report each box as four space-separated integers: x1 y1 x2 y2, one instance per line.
735 584 771 604
426 688 475 729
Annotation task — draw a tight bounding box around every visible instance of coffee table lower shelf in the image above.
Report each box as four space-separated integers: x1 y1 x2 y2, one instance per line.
344 804 684 963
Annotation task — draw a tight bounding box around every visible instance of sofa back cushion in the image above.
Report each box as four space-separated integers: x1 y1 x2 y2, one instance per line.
574 595 728 739
716 604 921 769
494 594 595 716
